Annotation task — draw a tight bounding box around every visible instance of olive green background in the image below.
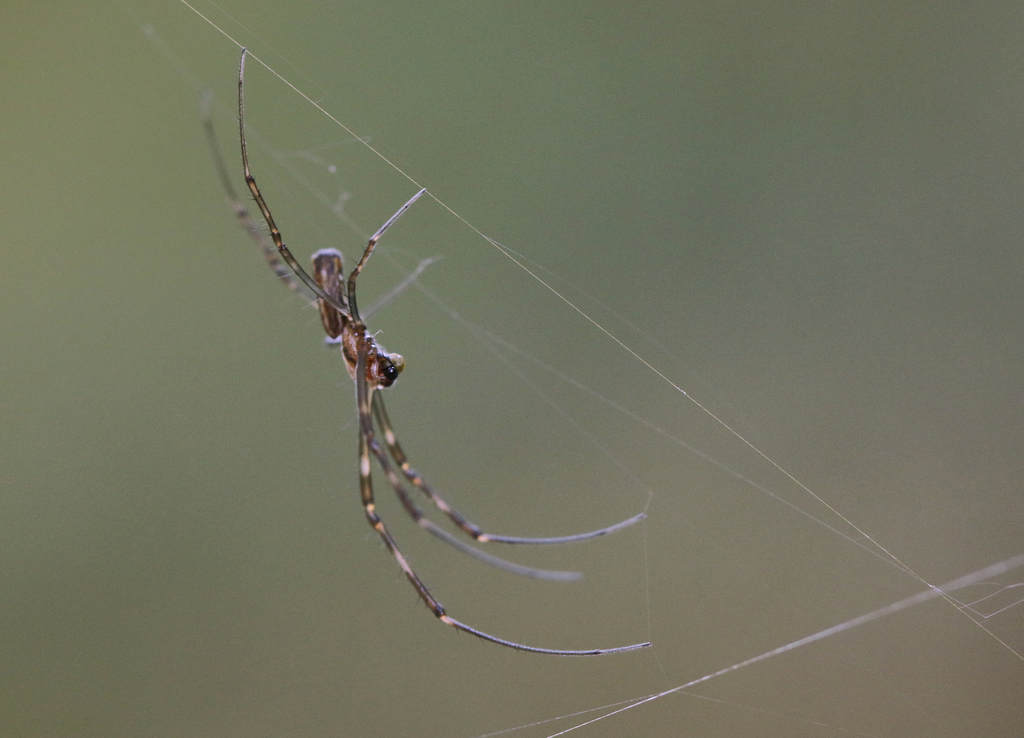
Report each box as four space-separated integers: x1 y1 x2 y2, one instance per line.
3 2 1022 736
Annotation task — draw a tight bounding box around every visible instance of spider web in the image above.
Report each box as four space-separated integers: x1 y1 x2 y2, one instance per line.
22 2 1022 736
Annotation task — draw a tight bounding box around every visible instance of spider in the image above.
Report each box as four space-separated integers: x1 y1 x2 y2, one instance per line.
204 48 650 656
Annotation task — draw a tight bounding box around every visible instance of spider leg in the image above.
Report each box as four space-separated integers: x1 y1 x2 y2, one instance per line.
236 49 353 317
346 189 426 321
371 393 646 544
354 345 648 655
408 517 583 581
200 90 314 300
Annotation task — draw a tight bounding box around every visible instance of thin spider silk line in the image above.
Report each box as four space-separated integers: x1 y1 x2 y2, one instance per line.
530 552 1024 738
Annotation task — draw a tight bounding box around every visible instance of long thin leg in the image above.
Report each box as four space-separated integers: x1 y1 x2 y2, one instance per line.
345 189 425 321
401 508 584 581
354 346 649 655
372 393 646 544
236 50 425 320
200 90 314 300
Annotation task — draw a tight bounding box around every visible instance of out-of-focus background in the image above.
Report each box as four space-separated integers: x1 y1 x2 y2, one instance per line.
3 2 1022 736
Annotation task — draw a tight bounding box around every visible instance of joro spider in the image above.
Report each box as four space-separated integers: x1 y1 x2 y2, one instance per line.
205 48 650 656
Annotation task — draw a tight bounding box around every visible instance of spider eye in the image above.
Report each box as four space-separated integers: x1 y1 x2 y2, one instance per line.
377 353 404 386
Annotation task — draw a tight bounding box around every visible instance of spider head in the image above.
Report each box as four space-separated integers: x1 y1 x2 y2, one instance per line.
374 351 405 389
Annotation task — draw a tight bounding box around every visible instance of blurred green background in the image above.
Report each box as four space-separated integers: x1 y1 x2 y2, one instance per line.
2 1 1022 736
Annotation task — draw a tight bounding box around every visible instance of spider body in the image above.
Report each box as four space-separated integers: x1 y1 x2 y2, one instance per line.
312 248 403 389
